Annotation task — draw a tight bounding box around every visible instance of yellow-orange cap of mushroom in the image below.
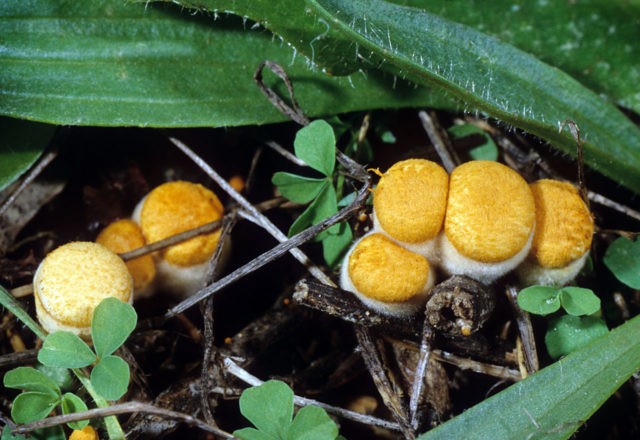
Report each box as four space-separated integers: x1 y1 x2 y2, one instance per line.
96 219 156 297
133 181 227 297
33 242 133 340
517 179 594 286
340 233 435 316
373 159 448 260
440 161 536 283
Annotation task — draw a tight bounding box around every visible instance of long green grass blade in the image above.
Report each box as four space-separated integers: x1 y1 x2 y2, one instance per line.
308 0 640 194
418 314 640 439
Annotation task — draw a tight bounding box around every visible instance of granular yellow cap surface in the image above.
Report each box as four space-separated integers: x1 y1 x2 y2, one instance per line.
445 161 535 263
140 181 224 267
69 425 98 440
530 179 593 268
373 159 449 243
348 233 430 303
96 219 156 291
34 242 133 328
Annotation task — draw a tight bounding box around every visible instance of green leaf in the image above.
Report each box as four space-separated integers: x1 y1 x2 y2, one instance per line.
232 428 276 440
294 120 336 177
35 365 74 393
11 392 59 423
603 237 640 289
448 124 498 161
0 284 47 340
90 355 130 401
288 183 338 237
30 426 65 440
322 223 353 268
38 332 96 369
517 286 561 316
545 315 609 360
0 0 453 128
238 380 294 439
3 367 60 397
309 0 640 194
286 405 339 440
0 117 55 193
1 426 26 440
272 173 328 204
418 313 639 440
92 298 137 359
559 287 601 316
60 393 89 430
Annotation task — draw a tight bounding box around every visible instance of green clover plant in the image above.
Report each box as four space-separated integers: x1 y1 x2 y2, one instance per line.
233 380 341 440
518 285 608 359
272 119 353 267
604 236 640 289
448 123 499 161
2 297 137 431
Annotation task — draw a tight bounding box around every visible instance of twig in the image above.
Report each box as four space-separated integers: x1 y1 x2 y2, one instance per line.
169 136 335 286
165 176 371 318
505 286 539 373
11 402 234 439
355 327 414 438
587 192 640 222
119 197 285 261
0 149 58 218
253 60 310 126
223 357 402 432
265 140 307 167
409 322 434 430
201 215 238 425
0 349 38 369
418 111 459 172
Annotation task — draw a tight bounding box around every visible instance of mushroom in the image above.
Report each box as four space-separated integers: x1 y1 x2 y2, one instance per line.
132 181 227 297
440 161 536 284
33 242 133 340
516 179 594 286
95 219 156 298
69 426 98 440
372 159 449 261
340 232 435 316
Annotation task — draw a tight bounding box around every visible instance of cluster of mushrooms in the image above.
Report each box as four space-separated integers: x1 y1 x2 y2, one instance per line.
33 181 226 339
340 159 594 317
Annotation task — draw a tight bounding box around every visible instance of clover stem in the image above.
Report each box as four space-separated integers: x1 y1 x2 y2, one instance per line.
73 371 125 440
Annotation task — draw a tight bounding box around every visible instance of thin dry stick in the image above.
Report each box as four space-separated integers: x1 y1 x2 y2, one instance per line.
409 323 434 430
0 149 58 218
119 198 285 262
201 215 238 425
265 140 307 167
223 357 402 432
169 136 334 286
418 110 459 172
254 60 310 126
355 327 414 439
165 177 371 318
11 402 234 439
505 286 539 373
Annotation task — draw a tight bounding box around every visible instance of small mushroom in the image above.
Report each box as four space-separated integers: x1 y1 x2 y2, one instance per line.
440 161 536 284
517 179 594 286
95 219 156 298
33 242 133 340
340 232 435 316
69 425 98 440
372 159 449 261
133 181 227 297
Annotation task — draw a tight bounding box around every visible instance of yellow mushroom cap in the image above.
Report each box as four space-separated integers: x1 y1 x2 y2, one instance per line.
445 161 535 263
373 159 449 244
34 242 133 339
69 425 98 440
138 181 224 267
340 233 434 316
529 179 593 268
96 219 156 293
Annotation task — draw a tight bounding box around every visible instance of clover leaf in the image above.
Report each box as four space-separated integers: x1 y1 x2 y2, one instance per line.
545 315 609 359
233 380 340 440
604 236 640 289
294 120 336 176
